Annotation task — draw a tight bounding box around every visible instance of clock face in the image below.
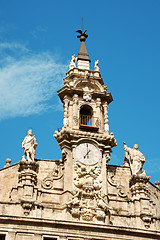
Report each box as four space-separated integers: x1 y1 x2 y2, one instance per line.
74 142 100 165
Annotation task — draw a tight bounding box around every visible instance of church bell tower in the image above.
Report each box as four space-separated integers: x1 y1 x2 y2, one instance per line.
54 30 117 223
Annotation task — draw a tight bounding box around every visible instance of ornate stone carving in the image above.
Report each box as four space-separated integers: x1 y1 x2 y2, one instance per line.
60 150 68 164
21 199 34 216
69 54 77 69
73 94 79 104
82 86 92 102
123 142 146 176
94 60 100 72
95 118 101 127
96 98 101 108
41 163 64 190
16 158 39 215
18 159 38 185
73 116 79 126
81 207 95 221
67 159 110 222
107 173 127 198
103 151 110 164
129 174 151 193
83 92 92 101
110 132 117 147
130 174 152 228
22 129 37 161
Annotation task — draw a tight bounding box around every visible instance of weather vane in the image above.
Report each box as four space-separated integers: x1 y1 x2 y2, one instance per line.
76 17 88 42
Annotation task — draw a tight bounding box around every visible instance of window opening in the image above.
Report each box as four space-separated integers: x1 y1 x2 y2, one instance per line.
79 105 99 131
80 105 93 126
0 235 5 240
43 237 57 240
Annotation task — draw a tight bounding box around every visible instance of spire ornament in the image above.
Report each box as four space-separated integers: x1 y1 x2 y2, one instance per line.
76 30 88 42
76 29 90 69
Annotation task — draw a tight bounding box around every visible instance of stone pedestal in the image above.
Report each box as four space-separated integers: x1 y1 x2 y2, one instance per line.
130 174 152 228
18 159 39 215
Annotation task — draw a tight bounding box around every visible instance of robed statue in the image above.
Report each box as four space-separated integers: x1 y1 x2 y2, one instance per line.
22 129 38 161
123 142 146 176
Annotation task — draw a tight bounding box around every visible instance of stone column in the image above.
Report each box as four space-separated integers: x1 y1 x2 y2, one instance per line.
72 94 79 129
96 98 102 131
63 96 69 127
103 103 109 134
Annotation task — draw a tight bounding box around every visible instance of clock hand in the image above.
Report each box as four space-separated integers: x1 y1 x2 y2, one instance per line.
84 149 91 159
84 143 88 159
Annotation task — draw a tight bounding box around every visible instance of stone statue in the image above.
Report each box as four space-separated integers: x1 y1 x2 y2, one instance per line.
69 54 77 69
22 129 38 161
123 142 146 176
94 60 100 72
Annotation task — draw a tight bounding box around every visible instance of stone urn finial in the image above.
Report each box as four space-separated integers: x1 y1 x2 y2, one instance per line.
155 181 160 188
4 158 11 168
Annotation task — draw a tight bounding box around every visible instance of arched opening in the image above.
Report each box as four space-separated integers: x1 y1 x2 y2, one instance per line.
79 105 99 131
80 105 93 126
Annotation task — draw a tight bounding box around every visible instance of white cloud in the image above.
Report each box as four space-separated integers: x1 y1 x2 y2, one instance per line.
0 42 28 53
31 25 48 39
0 42 68 120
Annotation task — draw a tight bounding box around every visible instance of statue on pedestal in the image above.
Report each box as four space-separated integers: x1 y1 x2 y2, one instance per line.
22 129 38 161
69 54 77 69
123 142 146 176
94 60 100 72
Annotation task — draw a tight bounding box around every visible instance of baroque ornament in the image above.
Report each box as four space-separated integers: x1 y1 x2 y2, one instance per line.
67 157 110 222
73 115 79 126
107 173 127 198
41 163 64 190
83 92 92 101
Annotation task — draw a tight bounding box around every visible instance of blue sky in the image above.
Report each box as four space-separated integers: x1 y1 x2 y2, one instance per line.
0 0 160 184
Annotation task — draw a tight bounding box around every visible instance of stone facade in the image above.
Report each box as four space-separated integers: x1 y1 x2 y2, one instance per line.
0 31 160 240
